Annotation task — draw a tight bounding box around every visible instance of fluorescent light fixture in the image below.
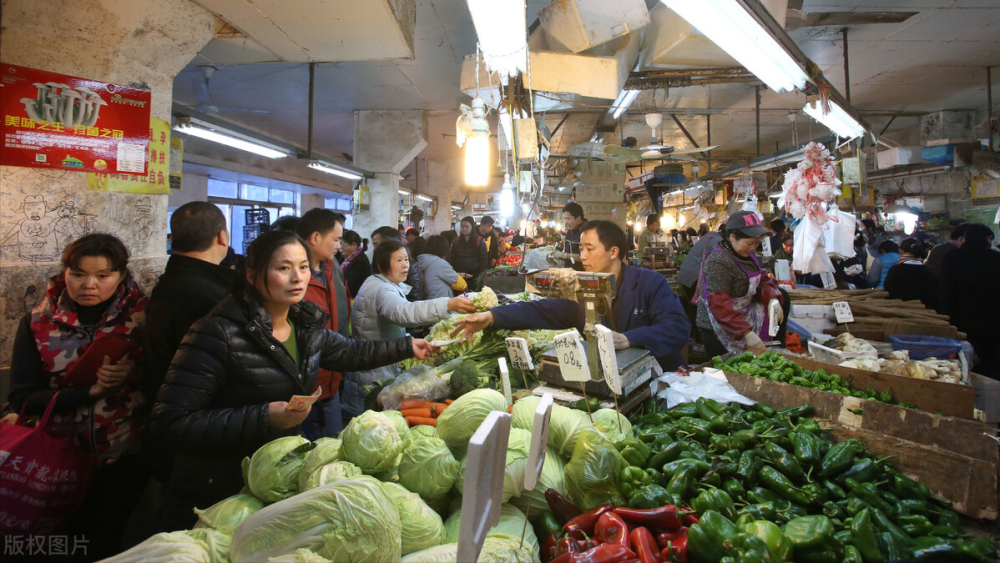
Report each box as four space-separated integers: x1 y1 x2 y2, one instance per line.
466 0 527 82
174 117 288 159
415 194 434 202
661 0 808 93
612 89 640 120
307 159 364 181
398 187 412 195
802 98 866 140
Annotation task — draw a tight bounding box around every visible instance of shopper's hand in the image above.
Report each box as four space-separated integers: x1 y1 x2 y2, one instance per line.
451 312 494 341
267 401 311 430
411 339 436 360
611 331 631 350
96 355 132 388
448 296 477 314
743 332 767 356
768 299 784 324
458 272 472 280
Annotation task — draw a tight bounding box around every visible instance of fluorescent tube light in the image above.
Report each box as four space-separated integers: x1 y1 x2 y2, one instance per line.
661 0 808 93
174 118 288 159
307 160 364 181
415 194 434 202
612 90 640 120
398 188 412 195
802 99 866 140
466 0 527 81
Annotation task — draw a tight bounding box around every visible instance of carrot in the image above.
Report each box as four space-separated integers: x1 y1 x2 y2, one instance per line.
400 408 433 419
508 404 514 413
398 400 434 411
405 416 437 427
445 399 455 405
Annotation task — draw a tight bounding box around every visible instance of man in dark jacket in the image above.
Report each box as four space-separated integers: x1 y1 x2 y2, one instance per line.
926 223 966 275
453 221 691 370
297 209 351 438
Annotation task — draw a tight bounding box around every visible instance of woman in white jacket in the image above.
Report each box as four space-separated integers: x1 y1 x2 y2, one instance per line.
344 239 476 416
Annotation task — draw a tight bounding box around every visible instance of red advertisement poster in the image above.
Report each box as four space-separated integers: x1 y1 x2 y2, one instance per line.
1 63 152 174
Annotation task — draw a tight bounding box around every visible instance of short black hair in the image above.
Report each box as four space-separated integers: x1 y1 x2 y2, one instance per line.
878 240 899 254
480 215 495 226
424 235 450 259
271 215 300 233
900 238 927 259
646 214 660 226
723 226 756 242
770 219 786 233
341 229 362 247
580 220 627 260
62 233 129 274
862 219 878 232
297 208 343 240
371 225 402 244
442 230 458 245
409 237 426 257
563 202 585 219
950 223 969 241
685 227 698 237
244 230 310 299
373 239 407 275
170 202 227 253
405 227 420 238
964 223 994 247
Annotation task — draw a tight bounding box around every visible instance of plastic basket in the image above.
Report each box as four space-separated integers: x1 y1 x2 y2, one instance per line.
889 334 962 360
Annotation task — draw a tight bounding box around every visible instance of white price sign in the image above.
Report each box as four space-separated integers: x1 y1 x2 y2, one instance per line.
457 412 511 563
554 331 590 382
497 357 513 406
504 337 534 371
594 325 622 395
833 301 855 324
820 272 836 290
761 237 773 257
524 394 553 491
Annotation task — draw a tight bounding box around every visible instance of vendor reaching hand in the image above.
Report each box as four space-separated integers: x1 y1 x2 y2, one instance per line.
696 211 788 357
452 220 691 370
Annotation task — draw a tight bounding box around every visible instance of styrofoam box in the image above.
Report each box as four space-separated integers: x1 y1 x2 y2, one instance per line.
793 316 836 338
876 147 923 169
539 0 650 54
791 304 832 319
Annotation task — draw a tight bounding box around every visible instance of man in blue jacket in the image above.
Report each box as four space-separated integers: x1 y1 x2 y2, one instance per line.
453 220 691 370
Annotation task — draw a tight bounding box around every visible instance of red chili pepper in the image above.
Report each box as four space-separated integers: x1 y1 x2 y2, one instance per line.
681 513 700 526
660 536 688 563
541 532 560 563
629 527 659 563
655 528 688 550
618 560 642 563
546 489 582 524
578 540 600 552
612 506 684 530
595 512 630 548
555 537 582 557
550 554 572 563
569 544 637 563
563 503 614 539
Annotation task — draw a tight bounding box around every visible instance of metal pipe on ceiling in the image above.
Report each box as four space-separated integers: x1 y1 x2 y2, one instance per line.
671 114 700 149
624 76 761 90
307 62 315 159
988 66 994 151
842 28 851 104
755 86 761 157
707 114 712 175
631 67 751 78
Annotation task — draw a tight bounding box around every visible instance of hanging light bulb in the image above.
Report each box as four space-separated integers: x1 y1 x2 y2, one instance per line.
500 173 514 218
457 97 491 186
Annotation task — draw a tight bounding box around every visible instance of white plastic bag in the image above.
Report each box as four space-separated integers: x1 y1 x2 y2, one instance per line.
793 217 835 275
823 209 857 260
377 366 450 410
651 370 755 409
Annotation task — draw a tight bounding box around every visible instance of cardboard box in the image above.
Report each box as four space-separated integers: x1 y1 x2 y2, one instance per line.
575 184 625 203
539 0 650 53
460 51 622 101
628 171 654 189
711 366 998 519
580 202 627 228
577 161 625 184
876 147 922 169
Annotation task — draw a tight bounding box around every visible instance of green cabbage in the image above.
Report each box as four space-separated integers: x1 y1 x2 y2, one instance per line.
547 405 597 458
194 493 264 534
400 544 458 563
508 450 568 520
443 504 538 556
382 410 413 451
410 425 438 439
382 482 447 555
453 428 531 499
230 476 401 563
102 529 231 563
297 438 343 491
340 411 403 474
563 429 626 510
302 461 362 491
245 436 313 503
399 534 537 563
267 548 330 562
436 389 507 449
591 409 633 444
398 436 460 500
510 396 541 431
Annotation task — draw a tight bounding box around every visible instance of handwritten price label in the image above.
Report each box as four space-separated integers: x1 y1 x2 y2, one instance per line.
504 337 534 371
594 325 621 395
820 272 836 290
554 331 590 382
832 301 855 324
761 237 773 257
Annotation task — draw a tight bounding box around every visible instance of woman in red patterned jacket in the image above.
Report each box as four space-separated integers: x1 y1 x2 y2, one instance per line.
9 233 149 559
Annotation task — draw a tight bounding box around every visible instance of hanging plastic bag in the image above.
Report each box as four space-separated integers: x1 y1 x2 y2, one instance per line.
0 393 95 535
377 366 450 411
823 209 857 259
793 217 835 275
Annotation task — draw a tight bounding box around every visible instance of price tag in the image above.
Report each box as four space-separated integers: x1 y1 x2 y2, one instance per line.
768 300 782 337
504 337 534 371
820 271 836 289
761 237 773 257
497 357 513 406
554 331 590 382
457 412 511 563
524 394 553 491
833 301 855 324
594 325 622 395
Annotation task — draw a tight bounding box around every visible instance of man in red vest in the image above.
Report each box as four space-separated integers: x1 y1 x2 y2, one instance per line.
297 209 349 437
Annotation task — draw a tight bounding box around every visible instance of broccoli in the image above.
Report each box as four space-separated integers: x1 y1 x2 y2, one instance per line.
449 360 487 399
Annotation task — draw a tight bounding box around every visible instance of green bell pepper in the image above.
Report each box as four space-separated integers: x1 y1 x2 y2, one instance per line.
842 544 863 563
737 450 763 484
646 467 665 487
742 519 793 562
834 458 881 485
869 507 913 547
765 442 806 483
739 502 777 521
662 458 709 480
722 477 745 500
793 431 823 466
628 483 675 509
760 466 815 506
729 534 770 563
823 480 847 501
794 418 822 434
876 531 903 562
752 402 776 417
688 510 740 563
620 465 652 498
666 464 700 499
649 441 685 470
668 402 699 419
692 488 737 522
620 438 652 467
783 515 835 551
843 478 895 515
818 441 857 479
897 514 933 537
849 509 883 563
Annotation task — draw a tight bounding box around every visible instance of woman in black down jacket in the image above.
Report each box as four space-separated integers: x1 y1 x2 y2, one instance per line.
151 230 434 530
449 215 488 280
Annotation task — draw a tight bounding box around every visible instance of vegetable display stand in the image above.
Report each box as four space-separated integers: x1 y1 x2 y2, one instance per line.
481 273 527 294
681 368 1000 520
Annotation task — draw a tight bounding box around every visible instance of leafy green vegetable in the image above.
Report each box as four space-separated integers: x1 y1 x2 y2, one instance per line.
436 389 507 450
444 504 539 556
399 534 538 563
591 408 633 444
563 429 627 510
301 461 362 491
193 494 264 534
340 411 404 475
102 529 231 563
468 286 499 311
245 436 312 503
265 548 329 562
230 476 401 562
449 360 488 398
297 438 343 491
410 424 437 439
382 482 447 555
398 436 460 500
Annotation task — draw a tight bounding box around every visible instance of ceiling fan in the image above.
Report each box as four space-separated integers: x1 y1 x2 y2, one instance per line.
186 66 272 115
596 113 721 163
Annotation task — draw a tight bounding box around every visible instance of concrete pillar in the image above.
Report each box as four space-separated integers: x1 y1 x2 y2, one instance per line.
0 0 214 366
300 193 326 214
352 110 428 239
425 158 463 234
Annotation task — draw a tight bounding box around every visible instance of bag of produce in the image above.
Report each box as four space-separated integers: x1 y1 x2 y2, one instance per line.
378 366 451 410
563 429 626 510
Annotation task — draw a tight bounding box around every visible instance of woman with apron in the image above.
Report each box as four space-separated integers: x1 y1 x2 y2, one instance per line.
696 211 786 358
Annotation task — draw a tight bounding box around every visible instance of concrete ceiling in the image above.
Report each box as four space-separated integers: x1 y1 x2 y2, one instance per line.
173 0 1000 187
